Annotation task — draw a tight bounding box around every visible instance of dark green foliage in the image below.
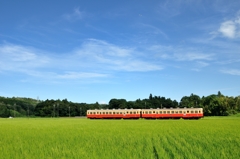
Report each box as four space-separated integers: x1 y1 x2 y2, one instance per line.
180 93 240 116
1 92 239 117
0 96 38 117
0 103 10 117
109 99 127 109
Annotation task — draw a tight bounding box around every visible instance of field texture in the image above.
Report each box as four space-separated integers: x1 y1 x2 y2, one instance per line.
0 117 240 159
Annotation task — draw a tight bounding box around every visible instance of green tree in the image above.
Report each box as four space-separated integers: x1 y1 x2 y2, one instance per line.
109 99 127 109
0 103 10 117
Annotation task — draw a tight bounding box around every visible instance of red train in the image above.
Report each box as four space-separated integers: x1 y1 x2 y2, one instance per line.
87 108 203 119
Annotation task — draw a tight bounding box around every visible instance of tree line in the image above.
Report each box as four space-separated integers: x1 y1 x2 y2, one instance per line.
0 91 239 118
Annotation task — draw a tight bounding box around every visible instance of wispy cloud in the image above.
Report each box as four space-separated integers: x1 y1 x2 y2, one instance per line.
57 72 108 79
0 43 109 82
196 61 209 67
148 44 214 61
137 23 169 39
173 52 213 61
0 40 164 84
62 7 84 21
75 39 163 72
221 69 240 76
0 44 49 71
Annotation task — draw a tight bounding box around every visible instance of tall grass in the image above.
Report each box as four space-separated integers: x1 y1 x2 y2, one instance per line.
0 117 239 159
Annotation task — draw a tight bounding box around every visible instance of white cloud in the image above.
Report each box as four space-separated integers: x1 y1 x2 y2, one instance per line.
0 44 108 82
75 39 163 72
174 52 213 61
221 69 240 76
62 8 84 21
0 44 49 71
190 61 210 72
0 40 164 84
218 13 240 39
196 61 209 67
138 23 169 39
148 45 214 61
219 21 236 38
57 72 108 79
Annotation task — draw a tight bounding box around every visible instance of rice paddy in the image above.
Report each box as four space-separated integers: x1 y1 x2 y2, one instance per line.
0 117 239 159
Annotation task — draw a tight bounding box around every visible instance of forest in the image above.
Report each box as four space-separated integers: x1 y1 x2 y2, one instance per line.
0 91 239 117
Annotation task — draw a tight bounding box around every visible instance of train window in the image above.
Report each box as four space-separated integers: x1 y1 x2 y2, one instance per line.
175 111 178 114
163 111 166 114
127 111 129 114
199 111 201 113
195 111 198 113
109 112 112 114
171 111 174 114
191 111 194 113
167 111 170 114
184 111 186 114
153 111 155 113
179 111 182 113
145 111 148 114
160 111 162 114
130 112 132 114
93 112 95 114
149 111 152 114
106 112 108 114
120 112 122 114
187 111 189 113
156 111 158 114
134 111 136 114
90 112 92 114
103 112 105 114
100 112 102 114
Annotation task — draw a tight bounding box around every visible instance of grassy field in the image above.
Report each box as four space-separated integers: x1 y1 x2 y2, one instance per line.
0 117 239 159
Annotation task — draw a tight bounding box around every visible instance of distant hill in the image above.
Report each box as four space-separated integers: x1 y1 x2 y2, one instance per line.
0 96 39 117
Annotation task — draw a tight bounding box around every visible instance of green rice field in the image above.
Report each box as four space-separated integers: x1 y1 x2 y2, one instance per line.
0 117 240 159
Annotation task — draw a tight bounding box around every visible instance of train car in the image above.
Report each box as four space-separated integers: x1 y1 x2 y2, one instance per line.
87 109 141 119
141 108 203 119
87 108 203 119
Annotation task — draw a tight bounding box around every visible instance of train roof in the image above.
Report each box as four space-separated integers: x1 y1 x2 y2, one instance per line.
87 108 203 111
141 107 202 110
87 108 141 111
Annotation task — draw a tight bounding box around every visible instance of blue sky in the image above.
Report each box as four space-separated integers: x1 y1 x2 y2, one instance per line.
1 0 240 104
